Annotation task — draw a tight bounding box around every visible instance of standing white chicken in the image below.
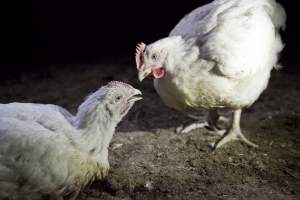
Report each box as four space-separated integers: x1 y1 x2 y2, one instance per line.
135 0 286 149
0 81 142 200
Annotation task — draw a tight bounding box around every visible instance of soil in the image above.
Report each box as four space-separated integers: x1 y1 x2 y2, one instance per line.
0 63 299 200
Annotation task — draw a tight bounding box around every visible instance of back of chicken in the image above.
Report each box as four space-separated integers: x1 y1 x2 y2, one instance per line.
170 0 286 80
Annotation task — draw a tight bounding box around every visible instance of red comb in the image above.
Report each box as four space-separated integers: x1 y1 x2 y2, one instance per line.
135 42 146 69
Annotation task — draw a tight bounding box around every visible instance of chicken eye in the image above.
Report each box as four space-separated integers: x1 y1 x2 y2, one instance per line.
151 54 158 61
115 95 122 102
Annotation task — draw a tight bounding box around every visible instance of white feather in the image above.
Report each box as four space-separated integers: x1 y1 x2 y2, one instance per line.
151 0 285 110
0 82 140 199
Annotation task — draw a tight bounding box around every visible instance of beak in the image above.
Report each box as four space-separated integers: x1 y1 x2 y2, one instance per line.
138 67 152 82
128 89 143 102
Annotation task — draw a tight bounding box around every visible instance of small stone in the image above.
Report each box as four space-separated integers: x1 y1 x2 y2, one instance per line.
208 142 215 148
111 143 123 150
145 181 153 190
157 152 164 157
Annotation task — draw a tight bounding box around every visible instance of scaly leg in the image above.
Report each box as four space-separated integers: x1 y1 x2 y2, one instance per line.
207 109 227 136
214 109 258 149
176 110 208 133
177 109 227 134
176 121 208 134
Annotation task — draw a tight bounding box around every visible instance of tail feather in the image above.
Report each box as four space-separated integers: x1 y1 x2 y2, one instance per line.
274 64 284 70
269 0 287 30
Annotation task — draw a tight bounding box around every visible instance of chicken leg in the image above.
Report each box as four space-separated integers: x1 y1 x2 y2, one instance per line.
177 109 226 135
206 109 227 136
213 109 258 149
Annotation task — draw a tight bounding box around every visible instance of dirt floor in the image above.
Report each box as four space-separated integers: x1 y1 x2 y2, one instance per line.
0 63 299 200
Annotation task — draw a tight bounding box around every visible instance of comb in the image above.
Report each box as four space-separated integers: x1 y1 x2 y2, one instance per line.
135 42 146 69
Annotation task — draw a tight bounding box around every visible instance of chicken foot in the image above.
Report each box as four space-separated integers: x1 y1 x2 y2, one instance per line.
206 109 227 136
213 109 258 149
177 109 227 135
176 121 208 133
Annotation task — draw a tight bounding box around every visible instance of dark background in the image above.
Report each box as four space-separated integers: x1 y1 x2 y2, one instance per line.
4 0 300 76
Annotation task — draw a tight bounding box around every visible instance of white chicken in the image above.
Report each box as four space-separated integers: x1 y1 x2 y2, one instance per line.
0 81 142 200
135 0 286 149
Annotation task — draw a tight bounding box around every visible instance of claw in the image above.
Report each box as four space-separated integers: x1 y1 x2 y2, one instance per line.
176 121 208 134
207 129 226 136
213 110 258 149
213 130 258 149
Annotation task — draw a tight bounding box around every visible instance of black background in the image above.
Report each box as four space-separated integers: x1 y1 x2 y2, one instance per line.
4 1 300 73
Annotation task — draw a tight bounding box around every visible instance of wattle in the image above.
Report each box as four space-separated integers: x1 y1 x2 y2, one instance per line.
152 68 165 79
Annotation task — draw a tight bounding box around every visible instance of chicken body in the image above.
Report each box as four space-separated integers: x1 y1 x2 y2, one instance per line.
0 117 102 200
0 81 142 200
136 0 286 148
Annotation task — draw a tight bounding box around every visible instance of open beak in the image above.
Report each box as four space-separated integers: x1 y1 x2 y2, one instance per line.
128 89 143 102
138 67 152 82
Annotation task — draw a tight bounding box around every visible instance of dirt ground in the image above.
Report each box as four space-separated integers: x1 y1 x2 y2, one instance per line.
0 63 299 200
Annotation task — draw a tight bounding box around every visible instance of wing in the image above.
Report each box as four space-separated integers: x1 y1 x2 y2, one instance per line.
0 117 71 196
170 0 286 79
0 103 75 131
169 0 233 39
46 104 74 123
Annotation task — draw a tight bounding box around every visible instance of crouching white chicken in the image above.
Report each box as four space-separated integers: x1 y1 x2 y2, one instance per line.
135 0 286 149
0 81 142 200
